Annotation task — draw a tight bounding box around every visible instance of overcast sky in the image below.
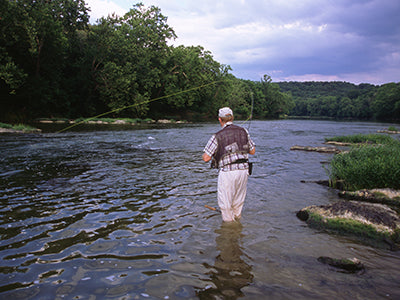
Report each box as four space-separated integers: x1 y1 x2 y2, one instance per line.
85 0 400 85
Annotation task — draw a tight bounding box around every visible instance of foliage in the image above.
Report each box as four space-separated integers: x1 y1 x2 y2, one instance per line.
328 135 400 190
0 0 90 121
0 122 38 132
0 122 13 129
280 81 400 121
371 83 400 120
325 134 395 145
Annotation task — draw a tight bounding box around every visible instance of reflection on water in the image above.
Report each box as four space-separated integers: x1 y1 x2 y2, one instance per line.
1 120 400 299
197 222 253 299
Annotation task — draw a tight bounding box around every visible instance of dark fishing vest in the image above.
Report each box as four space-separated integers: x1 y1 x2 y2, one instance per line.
212 124 249 168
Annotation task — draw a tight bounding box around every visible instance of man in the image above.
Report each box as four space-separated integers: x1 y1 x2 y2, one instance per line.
202 107 256 222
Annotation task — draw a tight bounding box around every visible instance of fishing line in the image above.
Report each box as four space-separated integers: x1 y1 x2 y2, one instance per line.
56 80 223 133
240 91 254 131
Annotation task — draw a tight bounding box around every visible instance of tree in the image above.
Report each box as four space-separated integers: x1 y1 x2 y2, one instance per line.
89 4 176 117
372 83 400 120
157 45 230 119
0 0 90 121
258 75 294 118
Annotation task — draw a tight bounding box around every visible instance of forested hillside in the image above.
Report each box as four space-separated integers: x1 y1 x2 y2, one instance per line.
278 81 400 121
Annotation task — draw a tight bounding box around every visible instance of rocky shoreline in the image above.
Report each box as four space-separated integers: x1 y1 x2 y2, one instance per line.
294 140 400 254
0 118 188 134
37 118 188 125
297 200 400 250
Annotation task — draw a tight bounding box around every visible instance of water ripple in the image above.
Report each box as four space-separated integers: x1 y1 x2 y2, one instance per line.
1 121 400 298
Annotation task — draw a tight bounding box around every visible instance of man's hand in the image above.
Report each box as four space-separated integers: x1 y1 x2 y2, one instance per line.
202 153 212 162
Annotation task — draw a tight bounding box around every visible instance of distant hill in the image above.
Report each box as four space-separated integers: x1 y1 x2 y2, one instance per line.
276 81 377 100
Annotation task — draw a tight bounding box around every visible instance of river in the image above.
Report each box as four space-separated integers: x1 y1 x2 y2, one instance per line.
1 120 399 299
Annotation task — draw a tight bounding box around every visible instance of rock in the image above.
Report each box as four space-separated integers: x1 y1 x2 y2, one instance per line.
297 201 400 250
114 120 128 124
290 145 341 154
377 130 400 134
317 256 365 273
300 179 346 190
339 188 400 207
157 119 173 124
324 141 352 146
301 180 330 186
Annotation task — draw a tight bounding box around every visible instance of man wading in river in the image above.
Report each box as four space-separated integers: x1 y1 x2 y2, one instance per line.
202 107 256 222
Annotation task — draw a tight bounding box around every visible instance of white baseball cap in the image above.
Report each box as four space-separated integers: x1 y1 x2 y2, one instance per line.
218 107 233 117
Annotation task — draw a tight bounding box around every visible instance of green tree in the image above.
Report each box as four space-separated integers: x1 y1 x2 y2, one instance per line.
89 4 176 117
372 83 400 120
258 75 293 118
0 0 90 121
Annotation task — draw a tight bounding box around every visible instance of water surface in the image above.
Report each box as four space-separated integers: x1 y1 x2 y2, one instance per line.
1 120 399 299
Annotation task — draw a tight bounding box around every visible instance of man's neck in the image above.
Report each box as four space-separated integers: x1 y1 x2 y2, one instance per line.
222 121 233 128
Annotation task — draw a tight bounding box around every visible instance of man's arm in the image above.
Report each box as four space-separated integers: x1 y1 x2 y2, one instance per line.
249 147 255 155
203 135 216 163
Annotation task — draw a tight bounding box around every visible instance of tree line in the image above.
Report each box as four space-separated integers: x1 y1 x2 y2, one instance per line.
278 81 400 121
1 1 399 124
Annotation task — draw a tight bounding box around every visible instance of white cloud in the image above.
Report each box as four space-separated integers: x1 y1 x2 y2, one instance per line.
86 0 127 23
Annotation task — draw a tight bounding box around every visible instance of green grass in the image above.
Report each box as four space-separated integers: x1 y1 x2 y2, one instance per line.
0 122 38 132
0 122 13 129
388 126 398 132
325 133 395 145
327 134 400 190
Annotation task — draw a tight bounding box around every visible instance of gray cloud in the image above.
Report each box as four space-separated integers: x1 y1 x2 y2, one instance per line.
90 0 400 84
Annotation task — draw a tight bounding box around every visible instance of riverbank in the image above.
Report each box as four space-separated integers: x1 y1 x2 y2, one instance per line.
36 117 188 125
0 122 41 133
0 118 189 134
296 133 400 250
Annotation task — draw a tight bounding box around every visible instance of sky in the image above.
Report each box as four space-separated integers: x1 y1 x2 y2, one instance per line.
85 0 400 85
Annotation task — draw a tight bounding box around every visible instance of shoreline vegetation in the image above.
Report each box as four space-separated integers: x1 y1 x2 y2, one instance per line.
295 132 400 251
0 118 189 133
36 117 188 125
0 122 41 133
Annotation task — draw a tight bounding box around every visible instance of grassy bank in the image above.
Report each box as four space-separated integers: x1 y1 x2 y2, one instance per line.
0 122 40 133
325 133 395 145
327 134 400 190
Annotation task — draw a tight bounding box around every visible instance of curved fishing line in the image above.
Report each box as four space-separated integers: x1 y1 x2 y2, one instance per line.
57 80 223 133
240 91 254 130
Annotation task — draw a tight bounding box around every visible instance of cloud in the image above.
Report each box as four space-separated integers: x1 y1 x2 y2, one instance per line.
86 0 400 84
85 0 127 23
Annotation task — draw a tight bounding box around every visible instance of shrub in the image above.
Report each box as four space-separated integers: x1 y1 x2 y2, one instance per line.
325 133 395 145
329 143 400 190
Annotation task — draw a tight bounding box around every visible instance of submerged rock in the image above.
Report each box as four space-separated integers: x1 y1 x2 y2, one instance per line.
317 256 365 273
290 145 341 154
297 201 400 250
339 189 400 207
